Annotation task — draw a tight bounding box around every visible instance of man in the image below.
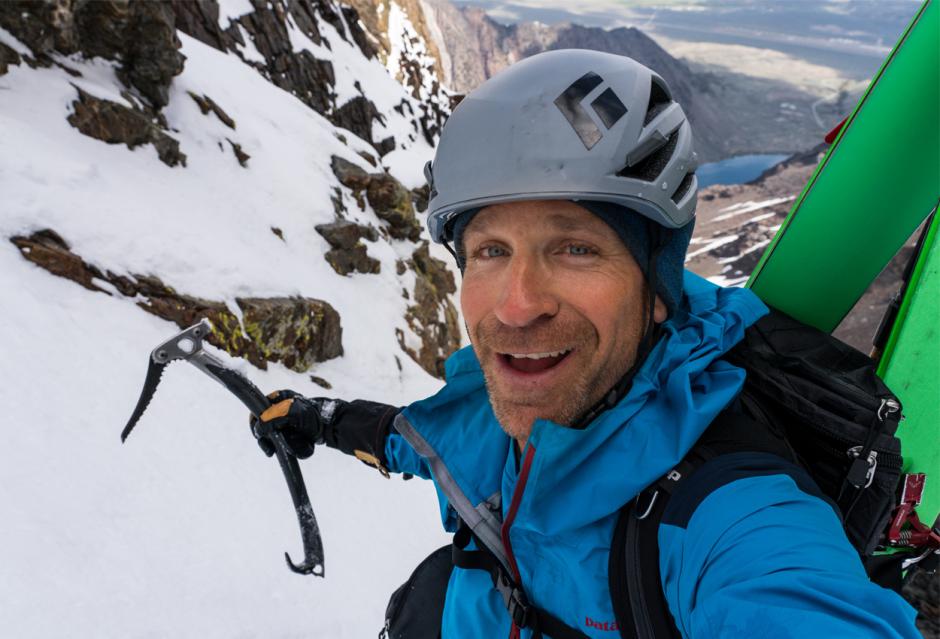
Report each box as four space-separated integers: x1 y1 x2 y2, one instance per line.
253 51 919 638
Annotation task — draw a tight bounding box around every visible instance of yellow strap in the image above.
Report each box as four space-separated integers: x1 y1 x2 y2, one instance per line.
355 449 390 478
260 398 293 422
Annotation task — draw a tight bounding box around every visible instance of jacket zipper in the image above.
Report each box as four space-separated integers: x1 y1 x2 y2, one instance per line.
625 506 656 639
502 444 536 639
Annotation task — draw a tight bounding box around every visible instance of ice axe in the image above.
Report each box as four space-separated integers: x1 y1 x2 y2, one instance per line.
121 319 325 577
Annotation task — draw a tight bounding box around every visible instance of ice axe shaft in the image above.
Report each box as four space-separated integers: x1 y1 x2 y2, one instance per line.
121 320 325 576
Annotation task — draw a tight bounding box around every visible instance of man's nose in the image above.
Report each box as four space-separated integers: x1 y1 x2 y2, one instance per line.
493 255 559 328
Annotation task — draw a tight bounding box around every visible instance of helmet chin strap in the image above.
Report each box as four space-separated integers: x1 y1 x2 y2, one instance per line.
571 224 666 430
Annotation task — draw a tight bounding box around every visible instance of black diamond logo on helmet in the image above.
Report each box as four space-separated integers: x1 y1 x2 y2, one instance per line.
554 72 628 150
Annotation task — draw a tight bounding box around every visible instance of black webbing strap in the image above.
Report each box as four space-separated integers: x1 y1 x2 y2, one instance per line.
609 453 713 639
610 405 799 639
452 521 591 639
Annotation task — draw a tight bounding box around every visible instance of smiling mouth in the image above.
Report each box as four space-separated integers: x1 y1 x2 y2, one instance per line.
499 349 573 374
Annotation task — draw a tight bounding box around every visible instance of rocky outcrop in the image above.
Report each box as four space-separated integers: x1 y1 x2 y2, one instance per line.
0 0 184 108
188 92 235 129
398 242 460 378
0 41 21 75
0 2 189 166
315 220 381 275
331 155 422 241
905 569 939 638
367 173 422 241
10 229 342 372
331 94 384 147
169 0 415 154
238 296 343 371
67 87 186 167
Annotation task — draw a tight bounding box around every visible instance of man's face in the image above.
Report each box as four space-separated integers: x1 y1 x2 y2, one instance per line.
460 200 666 444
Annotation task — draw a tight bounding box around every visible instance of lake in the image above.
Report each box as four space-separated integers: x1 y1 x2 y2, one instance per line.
697 153 790 188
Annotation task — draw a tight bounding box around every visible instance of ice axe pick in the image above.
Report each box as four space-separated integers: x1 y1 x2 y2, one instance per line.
121 319 325 576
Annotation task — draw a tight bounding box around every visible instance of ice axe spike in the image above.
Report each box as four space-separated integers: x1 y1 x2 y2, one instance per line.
121 320 325 577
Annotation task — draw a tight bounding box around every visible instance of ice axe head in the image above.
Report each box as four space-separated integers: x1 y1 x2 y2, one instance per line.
120 320 213 442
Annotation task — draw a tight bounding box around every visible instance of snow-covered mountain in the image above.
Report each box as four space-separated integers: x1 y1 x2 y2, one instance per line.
1 2 458 637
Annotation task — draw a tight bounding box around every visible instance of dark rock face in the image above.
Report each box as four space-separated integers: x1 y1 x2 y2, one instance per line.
188 92 236 129
411 183 430 213
367 173 422 241
332 95 383 147
0 41 22 75
340 5 376 60
0 1 69 57
67 88 186 167
170 0 232 51
10 229 112 294
331 155 372 191
398 242 460 378
170 0 402 155
116 1 185 108
226 139 250 166
0 0 185 108
237 296 343 372
331 155 423 241
10 229 342 372
904 568 939 638
315 220 380 275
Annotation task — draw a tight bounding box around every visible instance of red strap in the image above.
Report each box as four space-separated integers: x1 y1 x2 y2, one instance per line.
825 116 849 144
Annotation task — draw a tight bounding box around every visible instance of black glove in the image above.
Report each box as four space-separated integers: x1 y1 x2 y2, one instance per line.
250 390 402 475
250 390 336 459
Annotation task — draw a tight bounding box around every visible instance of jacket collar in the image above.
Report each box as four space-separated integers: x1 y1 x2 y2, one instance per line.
402 272 769 533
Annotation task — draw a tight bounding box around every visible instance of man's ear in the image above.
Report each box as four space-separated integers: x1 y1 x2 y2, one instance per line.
653 295 668 324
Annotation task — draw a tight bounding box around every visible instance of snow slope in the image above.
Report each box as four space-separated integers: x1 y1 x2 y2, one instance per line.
0 18 453 639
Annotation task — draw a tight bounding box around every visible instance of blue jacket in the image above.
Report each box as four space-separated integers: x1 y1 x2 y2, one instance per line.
384 272 919 638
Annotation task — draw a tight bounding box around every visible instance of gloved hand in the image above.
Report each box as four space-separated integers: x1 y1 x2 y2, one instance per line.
250 390 401 475
250 390 342 459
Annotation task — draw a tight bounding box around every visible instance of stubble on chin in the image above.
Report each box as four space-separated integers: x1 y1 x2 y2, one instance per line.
472 315 611 440
472 313 646 440
481 362 596 440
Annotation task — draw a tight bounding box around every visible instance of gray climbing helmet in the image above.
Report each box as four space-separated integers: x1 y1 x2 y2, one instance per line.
425 49 698 243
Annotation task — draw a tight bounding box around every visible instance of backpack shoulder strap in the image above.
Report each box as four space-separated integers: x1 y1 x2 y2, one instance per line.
610 402 805 639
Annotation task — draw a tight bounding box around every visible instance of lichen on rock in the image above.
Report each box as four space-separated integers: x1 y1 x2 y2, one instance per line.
330 155 422 241
367 173 422 241
398 242 460 378
237 297 343 372
9 229 343 373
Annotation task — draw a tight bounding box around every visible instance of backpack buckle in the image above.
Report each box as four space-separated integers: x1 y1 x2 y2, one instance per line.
846 446 878 489
507 586 532 628
493 569 532 628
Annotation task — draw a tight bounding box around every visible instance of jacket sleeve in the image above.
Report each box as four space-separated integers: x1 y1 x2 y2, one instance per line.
317 399 428 479
657 455 920 639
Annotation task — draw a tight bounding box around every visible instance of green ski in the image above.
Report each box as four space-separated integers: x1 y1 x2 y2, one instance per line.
878 211 940 533
746 0 939 333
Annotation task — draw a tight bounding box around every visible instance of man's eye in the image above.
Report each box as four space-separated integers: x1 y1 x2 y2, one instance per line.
481 245 507 258
566 244 594 256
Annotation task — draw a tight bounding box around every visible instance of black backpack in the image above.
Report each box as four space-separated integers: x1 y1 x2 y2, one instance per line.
381 308 907 639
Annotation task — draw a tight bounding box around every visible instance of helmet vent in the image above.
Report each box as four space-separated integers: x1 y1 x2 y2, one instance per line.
671 172 695 204
617 131 678 182
643 79 672 126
